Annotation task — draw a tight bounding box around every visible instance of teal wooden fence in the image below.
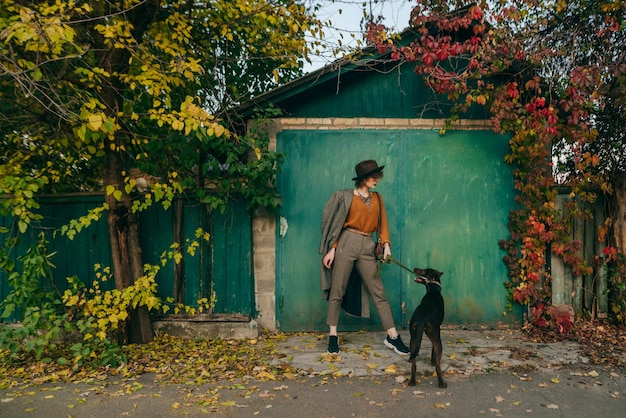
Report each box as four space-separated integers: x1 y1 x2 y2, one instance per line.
550 193 608 318
0 194 254 322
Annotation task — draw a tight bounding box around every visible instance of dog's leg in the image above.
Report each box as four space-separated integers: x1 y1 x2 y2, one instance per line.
410 358 417 386
426 327 447 388
408 319 425 386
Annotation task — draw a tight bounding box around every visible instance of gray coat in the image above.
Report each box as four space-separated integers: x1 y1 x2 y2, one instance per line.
319 189 371 318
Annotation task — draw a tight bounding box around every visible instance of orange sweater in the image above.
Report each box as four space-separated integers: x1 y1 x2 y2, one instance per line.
342 192 391 246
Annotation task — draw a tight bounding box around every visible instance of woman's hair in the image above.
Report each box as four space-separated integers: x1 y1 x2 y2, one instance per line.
354 171 384 187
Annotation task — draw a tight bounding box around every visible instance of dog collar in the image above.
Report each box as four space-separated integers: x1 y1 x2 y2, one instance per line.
417 275 441 286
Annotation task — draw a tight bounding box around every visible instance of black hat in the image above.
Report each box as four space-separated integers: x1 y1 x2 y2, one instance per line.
352 160 385 181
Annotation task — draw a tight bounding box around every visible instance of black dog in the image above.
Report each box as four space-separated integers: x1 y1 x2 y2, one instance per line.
408 267 446 388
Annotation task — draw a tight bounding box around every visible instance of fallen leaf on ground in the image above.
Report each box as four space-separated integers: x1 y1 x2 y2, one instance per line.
255 371 276 381
384 365 397 374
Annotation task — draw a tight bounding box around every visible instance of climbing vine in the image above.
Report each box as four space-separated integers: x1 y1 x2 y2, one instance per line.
369 1 626 331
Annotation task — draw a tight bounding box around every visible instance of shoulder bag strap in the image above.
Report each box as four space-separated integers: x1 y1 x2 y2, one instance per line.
375 192 381 241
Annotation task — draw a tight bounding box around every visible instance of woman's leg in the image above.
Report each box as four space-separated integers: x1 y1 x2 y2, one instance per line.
355 250 394 330
326 233 358 353
326 234 358 327
356 245 409 355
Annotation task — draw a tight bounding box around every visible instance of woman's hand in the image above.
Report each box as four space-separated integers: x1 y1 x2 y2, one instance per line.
322 247 336 268
383 243 391 261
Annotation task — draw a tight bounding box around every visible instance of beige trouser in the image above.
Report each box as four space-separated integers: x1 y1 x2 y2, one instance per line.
326 230 395 329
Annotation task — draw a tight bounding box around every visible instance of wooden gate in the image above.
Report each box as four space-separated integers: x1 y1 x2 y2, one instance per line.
275 126 517 331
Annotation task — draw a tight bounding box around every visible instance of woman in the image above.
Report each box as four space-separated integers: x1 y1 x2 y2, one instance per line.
320 160 409 355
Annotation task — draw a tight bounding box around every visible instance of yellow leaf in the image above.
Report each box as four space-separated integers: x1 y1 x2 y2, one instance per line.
172 402 181 409
550 377 560 384
384 364 397 374
366 363 378 369
65 295 79 306
76 125 87 141
87 114 103 131
256 371 276 381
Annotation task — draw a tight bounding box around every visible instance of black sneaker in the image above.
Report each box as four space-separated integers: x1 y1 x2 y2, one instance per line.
327 335 340 354
384 335 410 355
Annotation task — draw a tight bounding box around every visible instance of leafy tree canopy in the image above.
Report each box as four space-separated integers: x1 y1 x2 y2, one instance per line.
0 0 322 222
0 0 322 347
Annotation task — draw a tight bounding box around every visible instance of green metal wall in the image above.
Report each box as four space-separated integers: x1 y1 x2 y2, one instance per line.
276 129 517 331
270 61 488 120
0 195 253 320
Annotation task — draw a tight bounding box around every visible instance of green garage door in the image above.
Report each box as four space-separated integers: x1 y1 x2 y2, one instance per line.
276 129 517 331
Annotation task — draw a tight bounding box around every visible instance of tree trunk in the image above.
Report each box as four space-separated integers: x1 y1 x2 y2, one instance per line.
94 1 159 345
103 148 153 345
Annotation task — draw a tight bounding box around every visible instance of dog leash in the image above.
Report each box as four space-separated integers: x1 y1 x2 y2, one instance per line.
375 255 439 285
376 254 415 276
